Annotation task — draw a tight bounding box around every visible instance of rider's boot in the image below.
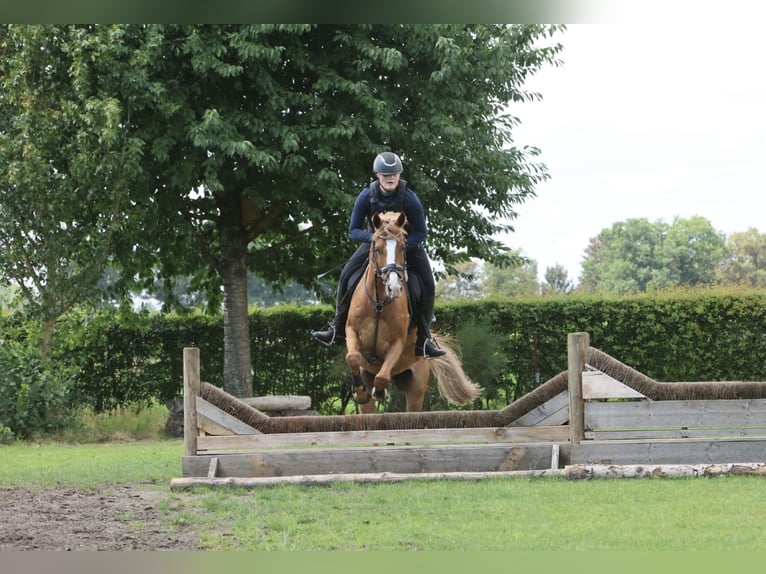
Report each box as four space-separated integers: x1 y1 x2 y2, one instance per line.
311 305 348 347
311 320 338 346
415 297 446 358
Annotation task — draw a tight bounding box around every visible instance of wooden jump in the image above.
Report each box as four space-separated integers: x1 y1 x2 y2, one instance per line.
170 333 766 489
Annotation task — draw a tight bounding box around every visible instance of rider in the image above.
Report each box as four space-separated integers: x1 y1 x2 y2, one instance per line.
311 151 446 358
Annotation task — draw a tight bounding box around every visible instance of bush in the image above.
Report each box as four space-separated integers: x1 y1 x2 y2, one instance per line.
0 339 75 439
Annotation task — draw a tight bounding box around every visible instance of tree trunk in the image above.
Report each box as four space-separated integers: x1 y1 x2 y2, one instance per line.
219 192 253 398
40 315 56 364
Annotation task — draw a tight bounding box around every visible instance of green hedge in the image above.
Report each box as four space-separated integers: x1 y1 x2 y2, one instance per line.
4 287 766 416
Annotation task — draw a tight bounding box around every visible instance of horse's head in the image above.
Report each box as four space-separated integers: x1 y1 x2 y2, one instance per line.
371 211 408 299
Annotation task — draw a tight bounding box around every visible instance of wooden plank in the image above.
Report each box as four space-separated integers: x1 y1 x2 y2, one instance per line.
182 442 564 478
570 437 766 466
183 347 200 458
582 370 647 400
198 414 235 436
195 396 261 436
585 399 766 431
207 457 219 478
509 391 570 427
568 332 588 443
196 426 571 453
586 427 766 440
170 468 568 489
550 443 560 469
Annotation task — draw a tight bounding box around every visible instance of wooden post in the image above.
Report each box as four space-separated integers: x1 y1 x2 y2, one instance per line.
183 347 201 458
567 332 589 444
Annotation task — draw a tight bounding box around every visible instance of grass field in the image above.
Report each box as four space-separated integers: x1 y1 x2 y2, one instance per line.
2 404 766 551
3 436 766 551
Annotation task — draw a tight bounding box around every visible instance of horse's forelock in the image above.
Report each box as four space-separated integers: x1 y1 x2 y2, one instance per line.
374 212 408 239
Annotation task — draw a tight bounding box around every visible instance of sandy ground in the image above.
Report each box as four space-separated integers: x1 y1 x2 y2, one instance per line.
0 484 201 551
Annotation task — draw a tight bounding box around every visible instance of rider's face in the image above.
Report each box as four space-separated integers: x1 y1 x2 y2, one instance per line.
377 172 400 193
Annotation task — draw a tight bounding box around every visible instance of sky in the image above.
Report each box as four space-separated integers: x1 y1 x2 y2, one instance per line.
506 22 766 283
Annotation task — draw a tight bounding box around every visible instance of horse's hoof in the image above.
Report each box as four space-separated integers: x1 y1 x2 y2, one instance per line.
372 387 387 402
353 389 372 405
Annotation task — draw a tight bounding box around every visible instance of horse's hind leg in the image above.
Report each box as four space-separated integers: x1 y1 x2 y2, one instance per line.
404 359 430 412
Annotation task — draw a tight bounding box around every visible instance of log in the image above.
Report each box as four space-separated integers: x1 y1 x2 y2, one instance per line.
565 462 766 479
170 462 766 489
169 469 567 490
241 395 311 412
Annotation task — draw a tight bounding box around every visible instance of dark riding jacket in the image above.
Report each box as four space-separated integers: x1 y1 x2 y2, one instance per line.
347 180 428 248
336 179 435 310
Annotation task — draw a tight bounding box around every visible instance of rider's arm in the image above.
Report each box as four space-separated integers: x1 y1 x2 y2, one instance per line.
404 192 428 247
348 188 373 243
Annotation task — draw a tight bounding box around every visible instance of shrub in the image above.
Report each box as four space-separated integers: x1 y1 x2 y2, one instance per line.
0 339 75 439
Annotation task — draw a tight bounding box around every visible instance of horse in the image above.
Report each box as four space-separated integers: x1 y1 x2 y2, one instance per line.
344 211 483 413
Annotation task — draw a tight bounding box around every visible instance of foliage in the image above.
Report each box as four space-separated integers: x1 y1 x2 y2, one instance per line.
716 227 766 287
48 400 170 443
0 24 563 397
4 286 766 417
484 258 540 297
454 320 508 408
0 337 75 439
542 263 574 295
580 216 726 294
434 259 486 301
435 256 540 301
0 25 145 361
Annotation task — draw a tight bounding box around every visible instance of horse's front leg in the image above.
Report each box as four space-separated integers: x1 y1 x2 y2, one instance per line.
373 338 405 401
345 329 372 408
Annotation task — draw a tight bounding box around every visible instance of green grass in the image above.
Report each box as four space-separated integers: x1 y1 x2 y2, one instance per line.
48 400 171 443
3 406 766 551
3 438 766 550
0 440 182 487
186 476 766 551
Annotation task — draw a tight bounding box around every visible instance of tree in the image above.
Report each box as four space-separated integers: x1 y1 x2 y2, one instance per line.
4 24 563 396
541 263 573 295
716 228 766 287
580 216 725 294
0 25 143 360
435 260 486 301
484 258 540 298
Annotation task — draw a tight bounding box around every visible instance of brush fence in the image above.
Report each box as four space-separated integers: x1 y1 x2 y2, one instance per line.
169 333 766 489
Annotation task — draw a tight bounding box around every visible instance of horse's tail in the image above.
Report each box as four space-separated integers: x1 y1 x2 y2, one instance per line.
429 333 483 406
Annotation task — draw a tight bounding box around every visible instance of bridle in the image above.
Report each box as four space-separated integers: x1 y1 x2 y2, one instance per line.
361 226 408 363
366 227 407 309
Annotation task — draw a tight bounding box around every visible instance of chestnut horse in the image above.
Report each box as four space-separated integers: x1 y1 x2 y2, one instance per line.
344 211 482 413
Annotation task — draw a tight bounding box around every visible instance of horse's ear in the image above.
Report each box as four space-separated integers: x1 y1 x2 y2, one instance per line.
372 213 382 229
396 212 407 227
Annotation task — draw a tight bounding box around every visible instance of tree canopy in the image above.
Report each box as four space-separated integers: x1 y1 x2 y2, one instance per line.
0 25 143 359
580 216 726 294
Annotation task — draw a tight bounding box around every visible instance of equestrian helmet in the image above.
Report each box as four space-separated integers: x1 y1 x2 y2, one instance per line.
373 152 403 175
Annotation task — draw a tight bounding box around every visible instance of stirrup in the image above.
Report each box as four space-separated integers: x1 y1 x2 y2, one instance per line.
417 338 446 359
311 324 336 347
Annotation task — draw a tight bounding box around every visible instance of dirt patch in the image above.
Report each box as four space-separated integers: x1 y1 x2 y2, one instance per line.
0 484 201 550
